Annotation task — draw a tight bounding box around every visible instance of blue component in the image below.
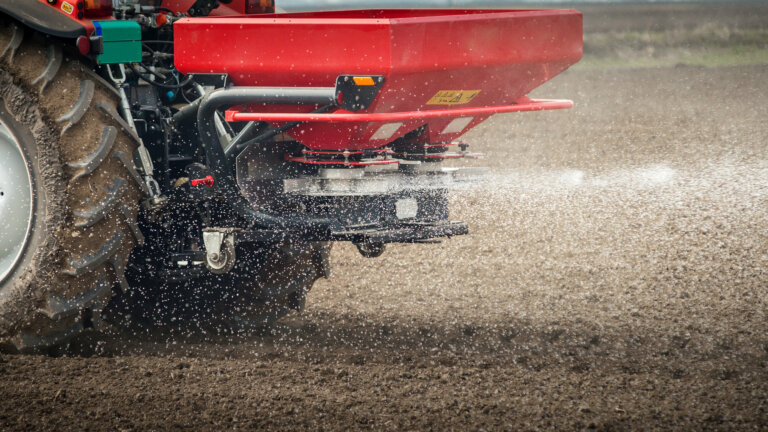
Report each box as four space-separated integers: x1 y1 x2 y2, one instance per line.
166 91 176 101
93 21 103 37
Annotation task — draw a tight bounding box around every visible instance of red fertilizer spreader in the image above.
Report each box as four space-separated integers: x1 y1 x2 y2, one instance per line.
170 7 582 255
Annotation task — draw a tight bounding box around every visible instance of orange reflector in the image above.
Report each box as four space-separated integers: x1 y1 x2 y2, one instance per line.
353 76 376 86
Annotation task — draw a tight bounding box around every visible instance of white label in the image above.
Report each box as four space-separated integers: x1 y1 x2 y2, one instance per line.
370 122 403 141
61 1 74 14
441 117 474 135
395 198 418 219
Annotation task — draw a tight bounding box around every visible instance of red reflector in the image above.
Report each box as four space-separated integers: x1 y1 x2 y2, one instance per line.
76 35 90 55
156 13 168 27
190 175 215 187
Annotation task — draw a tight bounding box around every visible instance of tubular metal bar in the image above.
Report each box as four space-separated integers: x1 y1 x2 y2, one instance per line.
171 97 202 127
226 97 574 123
226 121 258 153
225 104 334 165
195 86 340 231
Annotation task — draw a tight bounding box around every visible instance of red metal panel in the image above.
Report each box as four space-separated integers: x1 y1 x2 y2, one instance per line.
31 0 248 37
174 9 582 150
36 0 96 34
174 16 392 87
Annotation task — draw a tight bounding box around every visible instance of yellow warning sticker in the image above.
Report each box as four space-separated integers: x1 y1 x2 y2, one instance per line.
61 1 74 14
426 90 481 105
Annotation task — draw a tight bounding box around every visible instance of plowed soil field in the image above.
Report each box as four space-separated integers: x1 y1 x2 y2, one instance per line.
2 4 767 431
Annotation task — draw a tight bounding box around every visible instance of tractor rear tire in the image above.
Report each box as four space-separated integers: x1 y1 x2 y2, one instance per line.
0 25 143 352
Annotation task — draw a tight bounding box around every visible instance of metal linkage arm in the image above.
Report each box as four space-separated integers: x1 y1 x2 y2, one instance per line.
195 86 340 231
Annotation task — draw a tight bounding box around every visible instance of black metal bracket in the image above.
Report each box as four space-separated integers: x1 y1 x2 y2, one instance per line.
331 220 468 244
187 0 232 17
335 75 385 111
237 220 469 244
191 74 230 89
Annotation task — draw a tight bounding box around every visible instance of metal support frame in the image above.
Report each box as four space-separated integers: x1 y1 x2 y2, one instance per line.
233 220 469 245
182 80 481 249
106 64 163 199
194 86 342 232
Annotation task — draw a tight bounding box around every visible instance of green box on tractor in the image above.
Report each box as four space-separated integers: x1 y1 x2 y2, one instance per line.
93 20 142 64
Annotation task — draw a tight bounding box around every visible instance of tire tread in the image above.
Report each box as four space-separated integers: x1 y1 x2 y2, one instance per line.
0 24 142 352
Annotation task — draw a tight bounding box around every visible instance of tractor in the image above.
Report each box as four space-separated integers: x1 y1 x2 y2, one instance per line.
0 0 581 351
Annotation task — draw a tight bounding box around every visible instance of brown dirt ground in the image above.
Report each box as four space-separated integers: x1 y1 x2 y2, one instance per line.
2 4 768 431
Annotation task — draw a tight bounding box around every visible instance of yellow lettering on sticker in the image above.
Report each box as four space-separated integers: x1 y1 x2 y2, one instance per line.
426 90 481 105
61 1 74 14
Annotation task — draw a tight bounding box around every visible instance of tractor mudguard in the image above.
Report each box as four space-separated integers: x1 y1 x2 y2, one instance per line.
0 0 86 38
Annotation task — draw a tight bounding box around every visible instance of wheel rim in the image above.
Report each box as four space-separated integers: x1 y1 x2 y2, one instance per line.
0 117 34 284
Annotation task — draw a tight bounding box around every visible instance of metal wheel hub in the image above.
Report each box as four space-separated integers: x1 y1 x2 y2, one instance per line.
0 117 34 284
202 230 237 274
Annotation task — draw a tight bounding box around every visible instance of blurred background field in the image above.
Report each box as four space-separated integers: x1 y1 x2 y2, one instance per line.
577 3 768 68
281 1 768 69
